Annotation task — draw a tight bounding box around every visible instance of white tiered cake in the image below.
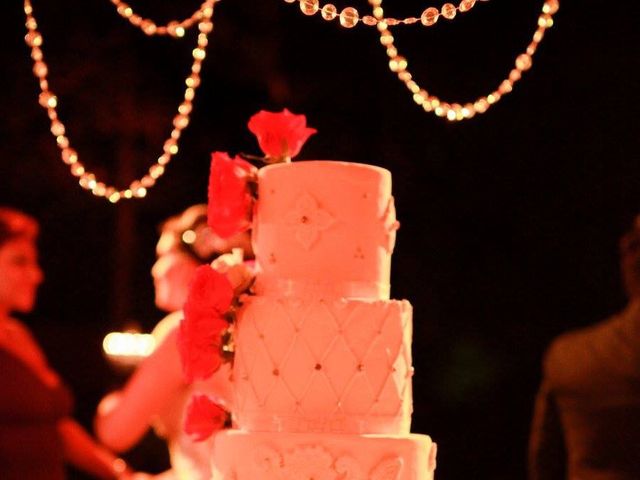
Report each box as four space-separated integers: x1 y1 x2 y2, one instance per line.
210 161 437 479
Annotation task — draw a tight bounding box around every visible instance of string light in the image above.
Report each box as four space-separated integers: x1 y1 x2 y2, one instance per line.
108 0 216 37
23 0 216 202
103 330 157 367
103 331 156 358
288 0 489 28
24 0 560 203
368 0 559 121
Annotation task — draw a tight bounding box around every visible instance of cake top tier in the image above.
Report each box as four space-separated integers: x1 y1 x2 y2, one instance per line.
252 160 399 300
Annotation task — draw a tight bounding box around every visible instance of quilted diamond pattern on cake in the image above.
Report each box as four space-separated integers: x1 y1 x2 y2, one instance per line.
341 302 386 359
278 336 316 401
339 373 377 416
297 301 341 359
298 373 339 415
242 338 277 407
371 373 407 416
252 300 297 365
234 297 412 433
321 337 358 395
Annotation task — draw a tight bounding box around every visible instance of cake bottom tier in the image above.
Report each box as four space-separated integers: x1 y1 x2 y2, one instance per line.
211 430 436 480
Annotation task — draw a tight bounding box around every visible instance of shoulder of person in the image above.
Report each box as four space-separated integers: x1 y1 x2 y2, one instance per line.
546 310 624 358
2 317 44 353
151 311 184 344
542 307 636 385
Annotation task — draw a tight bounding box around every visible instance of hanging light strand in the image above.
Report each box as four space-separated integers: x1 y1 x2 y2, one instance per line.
108 0 214 38
289 0 489 29
23 0 216 202
368 0 559 121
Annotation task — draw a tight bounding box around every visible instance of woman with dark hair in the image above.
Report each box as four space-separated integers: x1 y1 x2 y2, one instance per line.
0 207 134 479
95 205 251 480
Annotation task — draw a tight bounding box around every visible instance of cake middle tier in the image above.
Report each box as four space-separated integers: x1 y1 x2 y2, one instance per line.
233 296 413 435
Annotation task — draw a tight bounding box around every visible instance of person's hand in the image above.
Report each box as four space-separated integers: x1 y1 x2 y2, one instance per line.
97 391 123 418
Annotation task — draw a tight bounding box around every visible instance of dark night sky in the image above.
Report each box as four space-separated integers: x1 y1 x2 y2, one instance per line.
1 0 639 478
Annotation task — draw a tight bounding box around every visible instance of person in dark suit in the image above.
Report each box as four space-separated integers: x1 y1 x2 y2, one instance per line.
528 217 640 480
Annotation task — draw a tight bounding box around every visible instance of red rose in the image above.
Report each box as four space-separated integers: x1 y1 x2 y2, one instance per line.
208 151 257 239
247 109 316 162
184 394 228 442
186 265 234 316
178 266 234 382
178 305 230 382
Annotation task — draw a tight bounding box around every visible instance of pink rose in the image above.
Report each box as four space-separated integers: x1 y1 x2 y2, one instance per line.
247 109 316 162
208 152 257 239
184 394 228 442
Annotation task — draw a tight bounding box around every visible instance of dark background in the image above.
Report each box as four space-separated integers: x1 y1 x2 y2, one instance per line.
1 0 639 478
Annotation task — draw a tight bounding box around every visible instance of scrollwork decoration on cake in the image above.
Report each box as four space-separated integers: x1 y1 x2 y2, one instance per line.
334 455 365 480
254 445 283 473
250 444 403 480
284 192 335 250
281 446 336 480
370 457 403 480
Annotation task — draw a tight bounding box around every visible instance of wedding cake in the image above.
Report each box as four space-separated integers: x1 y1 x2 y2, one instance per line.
210 160 437 479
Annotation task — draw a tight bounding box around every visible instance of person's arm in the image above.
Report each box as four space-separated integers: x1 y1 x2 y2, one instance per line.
58 418 129 479
95 327 186 452
528 364 567 479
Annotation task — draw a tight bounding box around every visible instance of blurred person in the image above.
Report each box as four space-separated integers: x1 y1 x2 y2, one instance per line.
95 205 251 480
529 216 640 479
0 206 138 480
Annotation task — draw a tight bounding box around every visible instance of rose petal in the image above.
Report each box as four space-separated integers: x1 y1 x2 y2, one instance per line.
184 394 227 441
208 152 256 238
247 109 316 160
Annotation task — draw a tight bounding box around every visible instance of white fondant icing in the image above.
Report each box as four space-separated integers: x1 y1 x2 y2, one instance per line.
233 296 413 434
210 161 435 480
283 192 335 250
253 161 395 299
211 431 435 480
